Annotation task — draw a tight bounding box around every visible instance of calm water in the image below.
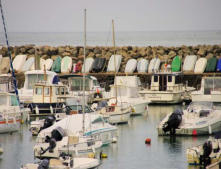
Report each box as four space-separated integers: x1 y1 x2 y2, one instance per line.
0 105 211 169
1 31 221 46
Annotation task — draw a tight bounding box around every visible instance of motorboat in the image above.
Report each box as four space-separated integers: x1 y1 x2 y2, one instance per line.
60 75 104 104
37 114 118 146
158 102 221 136
18 70 59 104
191 77 221 103
139 71 194 104
21 155 100 169
0 92 29 133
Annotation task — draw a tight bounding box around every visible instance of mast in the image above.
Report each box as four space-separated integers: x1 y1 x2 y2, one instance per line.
82 9 86 133
112 19 118 104
0 0 20 107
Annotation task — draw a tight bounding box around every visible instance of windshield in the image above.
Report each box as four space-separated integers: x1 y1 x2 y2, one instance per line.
0 95 7 105
11 95 19 106
70 78 90 91
187 102 213 111
93 80 99 86
27 74 45 89
204 78 221 91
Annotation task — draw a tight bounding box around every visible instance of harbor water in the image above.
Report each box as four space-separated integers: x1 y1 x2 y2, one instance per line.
0 105 209 169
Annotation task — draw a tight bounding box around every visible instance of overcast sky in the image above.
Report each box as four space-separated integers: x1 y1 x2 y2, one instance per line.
1 0 221 32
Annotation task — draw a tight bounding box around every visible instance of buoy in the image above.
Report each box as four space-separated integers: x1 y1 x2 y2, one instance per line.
192 129 197 136
100 152 108 159
145 138 151 144
88 153 95 158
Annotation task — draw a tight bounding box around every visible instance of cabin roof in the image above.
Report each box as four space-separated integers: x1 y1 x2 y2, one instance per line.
24 70 57 76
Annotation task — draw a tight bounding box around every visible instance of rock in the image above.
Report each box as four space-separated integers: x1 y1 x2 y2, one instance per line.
206 53 213 59
197 47 206 56
168 51 176 58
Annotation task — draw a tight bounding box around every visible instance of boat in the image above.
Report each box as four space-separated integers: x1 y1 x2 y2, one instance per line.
171 56 181 72
51 56 62 73
148 58 161 73
183 55 197 72
109 76 148 115
205 57 217 72
91 57 106 73
12 54 27 72
0 57 10 74
40 58 46 70
216 58 221 72
191 77 221 102
37 114 118 146
61 56 72 73
21 155 100 169
139 72 186 104
194 58 207 73
107 55 122 72
22 57 35 72
60 74 104 104
125 59 137 73
137 58 148 73
44 58 53 70
82 57 94 73
0 74 15 92
158 102 221 136
18 70 59 104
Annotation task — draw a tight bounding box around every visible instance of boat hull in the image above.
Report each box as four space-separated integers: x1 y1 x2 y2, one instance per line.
191 94 221 103
108 110 131 124
131 102 148 115
0 120 20 133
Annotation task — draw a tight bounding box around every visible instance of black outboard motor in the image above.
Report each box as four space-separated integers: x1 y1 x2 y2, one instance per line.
51 126 65 141
38 159 49 169
162 109 183 135
39 116 56 133
200 141 212 167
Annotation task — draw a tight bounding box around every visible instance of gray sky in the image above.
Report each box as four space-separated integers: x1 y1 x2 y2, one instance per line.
1 0 221 32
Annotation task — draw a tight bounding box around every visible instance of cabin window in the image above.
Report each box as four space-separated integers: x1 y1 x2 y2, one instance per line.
10 95 19 106
27 74 44 89
35 87 42 95
56 87 60 95
154 76 158 82
93 80 99 86
168 76 172 82
44 87 50 96
175 76 181 84
60 87 65 95
0 96 7 105
70 78 90 91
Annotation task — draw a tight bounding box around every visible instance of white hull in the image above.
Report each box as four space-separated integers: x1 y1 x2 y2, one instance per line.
107 110 131 124
191 94 221 103
131 102 148 115
0 122 20 133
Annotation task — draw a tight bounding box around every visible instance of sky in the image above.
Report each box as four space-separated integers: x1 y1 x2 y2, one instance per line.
1 0 221 32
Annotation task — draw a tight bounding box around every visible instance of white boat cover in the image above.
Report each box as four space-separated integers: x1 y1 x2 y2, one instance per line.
40 58 46 70
82 57 94 73
124 59 137 73
12 55 27 72
0 57 10 74
61 56 72 73
148 58 161 73
137 58 148 73
183 55 197 72
107 55 122 72
154 58 161 72
22 57 35 72
45 58 53 70
194 58 207 73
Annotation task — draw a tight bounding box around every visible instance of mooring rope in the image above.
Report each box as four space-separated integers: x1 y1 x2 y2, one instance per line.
0 0 21 106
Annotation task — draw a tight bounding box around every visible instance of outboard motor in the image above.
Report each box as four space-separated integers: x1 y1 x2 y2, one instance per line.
162 109 183 135
38 159 49 169
51 127 65 141
39 116 56 133
200 141 212 167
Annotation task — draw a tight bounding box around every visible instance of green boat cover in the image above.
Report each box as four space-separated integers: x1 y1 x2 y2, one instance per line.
51 56 61 73
205 57 217 72
171 56 181 72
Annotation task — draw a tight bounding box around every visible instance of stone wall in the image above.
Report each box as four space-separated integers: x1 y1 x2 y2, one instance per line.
1 44 221 72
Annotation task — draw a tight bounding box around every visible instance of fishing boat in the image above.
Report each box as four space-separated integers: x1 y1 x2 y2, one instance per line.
191 77 221 103
139 71 187 104
158 102 221 136
21 155 100 169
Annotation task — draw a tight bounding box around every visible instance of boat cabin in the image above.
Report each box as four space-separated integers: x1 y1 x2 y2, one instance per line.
150 72 183 92
201 77 221 95
0 92 19 108
33 83 68 104
0 74 15 92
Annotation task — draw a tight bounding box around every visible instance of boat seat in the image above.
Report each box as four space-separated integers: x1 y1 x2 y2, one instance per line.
199 110 210 117
23 164 38 169
50 159 63 166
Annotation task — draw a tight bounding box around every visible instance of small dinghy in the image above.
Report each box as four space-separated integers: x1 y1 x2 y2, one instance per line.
137 58 148 73
194 58 207 73
125 59 137 73
22 57 35 72
40 58 46 70
148 58 160 73
44 58 53 70
205 57 217 72
183 55 197 72
0 57 10 74
171 56 181 72
107 55 122 72
216 58 221 72
51 56 62 73
91 58 106 73
158 102 221 136
13 54 27 72
61 56 72 73
82 57 94 73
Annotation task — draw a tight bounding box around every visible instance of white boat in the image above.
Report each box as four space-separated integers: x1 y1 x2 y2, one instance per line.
45 58 53 70
37 114 118 146
148 58 161 73
82 57 94 73
137 58 148 73
124 59 137 73
61 56 72 73
0 92 29 133
21 156 100 169
191 77 221 103
40 58 46 70
139 72 185 104
158 102 221 136
107 55 122 72
60 74 104 104
22 57 35 72
0 74 15 92
194 58 207 73
109 76 149 115
12 54 27 72
183 55 197 72
18 70 59 104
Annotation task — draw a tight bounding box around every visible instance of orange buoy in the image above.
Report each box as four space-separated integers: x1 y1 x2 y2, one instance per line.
192 129 197 136
145 138 151 144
